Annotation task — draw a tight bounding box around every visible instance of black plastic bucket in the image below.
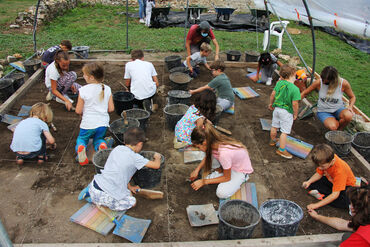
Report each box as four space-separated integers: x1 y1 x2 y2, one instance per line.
325 130 354 157
8 72 25 91
109 118 140 144
133 151 165 188
113 91 135 116
163 104 189 130
226 50 242 61
169 66 188 74
218 200 260 240
0 78 15 102
260 199 303 238
352 132 370 162
72 46 90 59
168 90 191 105
164 55 182 71
122 108 150 131
169 72 192 90
245 50 260 62
23 59 41 77
92 148 112 174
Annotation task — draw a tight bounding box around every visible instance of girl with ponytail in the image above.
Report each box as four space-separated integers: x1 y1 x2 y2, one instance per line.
189 121 254 199
75 62 114 165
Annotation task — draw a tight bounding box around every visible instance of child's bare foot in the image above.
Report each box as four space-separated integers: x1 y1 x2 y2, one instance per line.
37 155 48 164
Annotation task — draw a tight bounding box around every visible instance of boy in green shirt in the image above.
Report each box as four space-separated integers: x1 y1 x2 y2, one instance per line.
269 64 301 159
189 60 234 111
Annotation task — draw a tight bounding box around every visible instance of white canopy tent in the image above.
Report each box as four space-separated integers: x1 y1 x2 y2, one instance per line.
253 0 370 38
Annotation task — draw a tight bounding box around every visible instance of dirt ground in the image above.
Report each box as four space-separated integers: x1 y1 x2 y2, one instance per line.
0 52 369 244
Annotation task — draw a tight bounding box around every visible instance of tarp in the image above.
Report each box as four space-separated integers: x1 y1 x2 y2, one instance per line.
253 0 370 38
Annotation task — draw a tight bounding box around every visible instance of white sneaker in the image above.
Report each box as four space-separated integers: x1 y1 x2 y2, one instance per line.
206 171 223 179
46 91 53 101
266 77 272 86
139 19 145 23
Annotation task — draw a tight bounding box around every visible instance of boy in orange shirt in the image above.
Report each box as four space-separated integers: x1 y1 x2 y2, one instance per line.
302 144 356 210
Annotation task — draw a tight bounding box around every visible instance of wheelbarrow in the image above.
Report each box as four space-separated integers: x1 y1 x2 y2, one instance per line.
214 7 236 22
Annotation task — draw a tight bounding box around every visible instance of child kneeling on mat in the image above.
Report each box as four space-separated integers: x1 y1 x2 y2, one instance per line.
302 144 358 210
75 62 114 166
189 121 253 199
78 127 161 211
10 102 56 165
174 89 217 149
269 64 301 159
189 60 234 112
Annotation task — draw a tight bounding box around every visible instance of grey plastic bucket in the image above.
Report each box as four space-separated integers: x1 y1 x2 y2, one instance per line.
9 72 25 91
23 59 41 77
218 200 261 240
164 55 182 71
169 72 192 90
168 90 191 105
245 50 260 62
226 50 242 61
0 78 15 102
72 46 90 59
122 108 150 131
113 91 135 116
352 132 370 162
109 118 140 144
325 130 354 157
133 151 165 188
92 148 112 174
169 66 188 74
260 199 303 238
163 104 189 130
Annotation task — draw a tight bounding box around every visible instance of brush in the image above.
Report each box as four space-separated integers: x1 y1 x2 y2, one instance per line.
135 189 164 200
97 205 122 228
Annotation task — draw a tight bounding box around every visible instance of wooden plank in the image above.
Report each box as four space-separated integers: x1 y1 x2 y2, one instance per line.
0 68 44 115
350 147 370 173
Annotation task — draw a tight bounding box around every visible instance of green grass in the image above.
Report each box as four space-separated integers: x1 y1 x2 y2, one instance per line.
0 0 35 26
0 3 369 115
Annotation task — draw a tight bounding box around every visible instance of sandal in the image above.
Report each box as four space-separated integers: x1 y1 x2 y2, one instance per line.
37 155 48 164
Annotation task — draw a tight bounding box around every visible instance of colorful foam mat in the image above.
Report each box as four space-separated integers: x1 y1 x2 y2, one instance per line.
224 103 235 114
9 61 26 72
70 203 125 236
113 215 151 243
277 135 314 159
17 105 32 117
219 182 258 209
1 114 23 125
233 87 260 99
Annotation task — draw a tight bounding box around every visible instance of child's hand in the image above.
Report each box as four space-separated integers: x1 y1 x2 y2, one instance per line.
51 142 57 150
189 169 199 181
153 152 161 161
65 101 73 111
307 208 319 219
302 181 310 189
189 90 195 95
128 184 140 194
191 179 205 191
268 104 274 111
293 115 297 120
307 203 318 211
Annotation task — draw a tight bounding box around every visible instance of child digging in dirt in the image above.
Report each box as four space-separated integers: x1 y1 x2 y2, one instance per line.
190 60 234 112
189 121 253 199
302 144 358 210
75 62 114 166
124 49 159 112
10 102 56 165
269 64 301 159
183 42 212 78
78 127 161 211
174 89 217 149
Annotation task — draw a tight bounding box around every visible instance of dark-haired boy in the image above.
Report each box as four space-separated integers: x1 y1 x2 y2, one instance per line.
124 49 159 112
78 127 161 211
302 144 356 210
189 60 234 111
41 40 72 68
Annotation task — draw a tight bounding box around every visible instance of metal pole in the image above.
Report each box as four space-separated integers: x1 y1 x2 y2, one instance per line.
126 0 129 50
32 0 42 53
264 0 270 52
302 0 316 85
183 0 190 49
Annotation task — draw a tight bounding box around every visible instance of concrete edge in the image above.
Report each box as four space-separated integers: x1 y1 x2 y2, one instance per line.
13 233 343 246
0 68 44 115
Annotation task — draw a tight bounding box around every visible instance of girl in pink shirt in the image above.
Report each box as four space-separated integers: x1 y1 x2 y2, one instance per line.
189 121 253 198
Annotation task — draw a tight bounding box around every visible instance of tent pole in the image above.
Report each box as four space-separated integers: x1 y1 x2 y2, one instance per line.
264 0 270 52
302 0 316 85
32 0 42 53
126 0 129 50
183 0 190 49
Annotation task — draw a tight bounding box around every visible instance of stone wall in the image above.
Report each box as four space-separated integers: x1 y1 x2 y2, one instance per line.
13 0 78 28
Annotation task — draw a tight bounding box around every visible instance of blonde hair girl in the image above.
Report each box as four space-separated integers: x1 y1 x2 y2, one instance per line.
10 102 56 165
75 62 114 165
